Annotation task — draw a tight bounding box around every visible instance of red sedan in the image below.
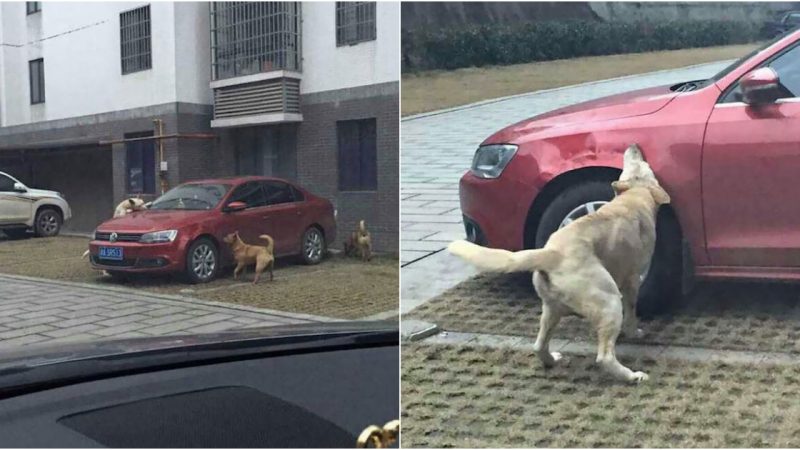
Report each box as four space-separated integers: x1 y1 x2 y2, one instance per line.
89 176 336 283
460 30 800 316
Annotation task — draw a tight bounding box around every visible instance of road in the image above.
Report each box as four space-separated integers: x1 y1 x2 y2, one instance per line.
400 60 731 314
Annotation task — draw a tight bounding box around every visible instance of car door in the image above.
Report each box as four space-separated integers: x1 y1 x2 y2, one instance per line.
703 42 800 267
0 173 31 225
260 180 302 256
221 181 270 247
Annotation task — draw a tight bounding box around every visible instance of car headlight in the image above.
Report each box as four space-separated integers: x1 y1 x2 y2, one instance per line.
139 230 178 243
92 229 98 240
471 144 518 179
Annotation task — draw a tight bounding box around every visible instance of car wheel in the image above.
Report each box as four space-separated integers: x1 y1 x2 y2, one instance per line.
534 180 681 318
301 227 326 265
2 228 30 239
34 208 61 237
186 238 219 284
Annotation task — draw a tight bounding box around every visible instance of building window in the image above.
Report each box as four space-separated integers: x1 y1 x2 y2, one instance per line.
125 132 156 194
120 5 152 75
26 2 41 15
336 2 376 46
338 119 377 191
28 59 45 104
210 2 302 80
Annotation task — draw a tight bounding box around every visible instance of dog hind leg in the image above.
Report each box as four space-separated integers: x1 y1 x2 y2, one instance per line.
593 295 648 383
533 301 563 367
620 275 643 338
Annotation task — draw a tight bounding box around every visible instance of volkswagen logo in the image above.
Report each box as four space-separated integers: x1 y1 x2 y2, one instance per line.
109 232 118 243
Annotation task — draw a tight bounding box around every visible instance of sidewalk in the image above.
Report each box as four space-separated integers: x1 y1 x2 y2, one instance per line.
0 274 334 349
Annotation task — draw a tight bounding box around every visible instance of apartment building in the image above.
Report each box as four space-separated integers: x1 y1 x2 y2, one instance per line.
0 1 399 251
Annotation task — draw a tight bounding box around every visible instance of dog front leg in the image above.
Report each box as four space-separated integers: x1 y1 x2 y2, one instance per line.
233 263 245 281
621 276 643 339
533 302 563 367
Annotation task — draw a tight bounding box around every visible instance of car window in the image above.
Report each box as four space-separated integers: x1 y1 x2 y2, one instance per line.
228 181 268 208
262 181 296 206
0 174 16 191
787 13 800 26
719 42 800 103
768 44 800 97
290 185 305 202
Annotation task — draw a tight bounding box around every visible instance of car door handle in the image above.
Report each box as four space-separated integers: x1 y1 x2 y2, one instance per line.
262 216 270 220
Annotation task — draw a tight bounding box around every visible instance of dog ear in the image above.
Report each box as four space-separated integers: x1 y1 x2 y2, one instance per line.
611 180 631 195
127 198 136 206
648 185 671 205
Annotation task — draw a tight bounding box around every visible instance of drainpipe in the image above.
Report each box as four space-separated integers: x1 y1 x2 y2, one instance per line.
154 119 168 194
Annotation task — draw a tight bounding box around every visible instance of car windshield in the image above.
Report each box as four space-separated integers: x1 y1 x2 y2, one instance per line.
149 183 230 210
711 32 791 82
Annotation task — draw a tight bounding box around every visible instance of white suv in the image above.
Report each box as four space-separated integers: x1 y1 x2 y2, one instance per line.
0 171 72 238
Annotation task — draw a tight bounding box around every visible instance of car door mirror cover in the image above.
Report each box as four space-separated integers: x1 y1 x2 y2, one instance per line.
13 182 27 193
741 67 783 106
225 201 248 212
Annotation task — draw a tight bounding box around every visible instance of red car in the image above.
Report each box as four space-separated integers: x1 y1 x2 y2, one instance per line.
89 176 336 283
460 30 800 316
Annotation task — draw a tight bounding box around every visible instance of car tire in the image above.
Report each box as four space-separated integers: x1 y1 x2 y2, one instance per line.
185 238 219 284
301 227 326 265
34 208 61 237
534 180 682 318
2 228 30 239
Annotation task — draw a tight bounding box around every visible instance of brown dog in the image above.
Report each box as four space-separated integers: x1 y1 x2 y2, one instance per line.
344 220 372 261
223 231 274 284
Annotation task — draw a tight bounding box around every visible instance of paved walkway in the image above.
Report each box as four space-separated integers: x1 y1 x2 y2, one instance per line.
0 274 332 350
400 60 731 314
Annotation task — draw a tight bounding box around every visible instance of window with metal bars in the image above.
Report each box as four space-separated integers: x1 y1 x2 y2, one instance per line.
336 2 376 46
337 119 377 191
210 2 302 81
29 59 45 104
120 5 152 75
26 2 41 15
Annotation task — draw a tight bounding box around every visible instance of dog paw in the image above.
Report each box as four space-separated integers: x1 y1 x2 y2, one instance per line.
551 352 563 362
630 371 649 383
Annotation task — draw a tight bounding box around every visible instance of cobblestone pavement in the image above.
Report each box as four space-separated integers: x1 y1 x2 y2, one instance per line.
0 274 333 350
400 60 730 313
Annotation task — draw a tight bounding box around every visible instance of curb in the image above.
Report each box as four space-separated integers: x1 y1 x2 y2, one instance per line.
0 273 342 324
402 59 733 121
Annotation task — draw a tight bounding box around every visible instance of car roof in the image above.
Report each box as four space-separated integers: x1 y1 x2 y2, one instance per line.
182 175 294 185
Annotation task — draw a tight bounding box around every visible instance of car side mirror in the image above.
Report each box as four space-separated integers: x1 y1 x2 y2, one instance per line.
13 182 27 193
224 201 247 213
741 67 782 106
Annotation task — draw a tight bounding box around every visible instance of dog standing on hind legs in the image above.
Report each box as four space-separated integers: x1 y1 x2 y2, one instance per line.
223 231 274 284
448 144 669 383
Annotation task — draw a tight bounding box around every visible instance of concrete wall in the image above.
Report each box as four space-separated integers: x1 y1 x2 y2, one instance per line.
301 1 400 95
590 2 800 24
401 2 800 31
0 2 211 127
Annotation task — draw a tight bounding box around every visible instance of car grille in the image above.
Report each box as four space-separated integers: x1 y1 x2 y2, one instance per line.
95 232 142 242
90 256 137 267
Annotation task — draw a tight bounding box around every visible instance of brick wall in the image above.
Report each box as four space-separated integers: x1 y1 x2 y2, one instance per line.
296 82 399 254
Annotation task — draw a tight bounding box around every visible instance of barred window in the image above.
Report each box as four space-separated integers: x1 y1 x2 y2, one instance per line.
210 2 302 81
26 2 41 15
336 2 376 46
29 59 45 104
120 5 152 75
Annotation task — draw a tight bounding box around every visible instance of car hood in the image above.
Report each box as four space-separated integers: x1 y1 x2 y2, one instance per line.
96 209 212 233
25 188 61 199
483 84 679 144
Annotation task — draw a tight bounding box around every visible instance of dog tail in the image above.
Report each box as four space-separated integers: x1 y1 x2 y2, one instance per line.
447 240 561 273
358 219 366 233
81 249 89 259
259 235 274 254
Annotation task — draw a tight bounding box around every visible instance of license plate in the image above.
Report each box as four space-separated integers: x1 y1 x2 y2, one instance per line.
99 246 123 261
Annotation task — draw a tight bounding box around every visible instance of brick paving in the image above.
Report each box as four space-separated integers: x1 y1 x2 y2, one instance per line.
0 274 332 350
400 61 731 313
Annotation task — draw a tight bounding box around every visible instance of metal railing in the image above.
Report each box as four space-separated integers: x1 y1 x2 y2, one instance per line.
210 2 302 81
